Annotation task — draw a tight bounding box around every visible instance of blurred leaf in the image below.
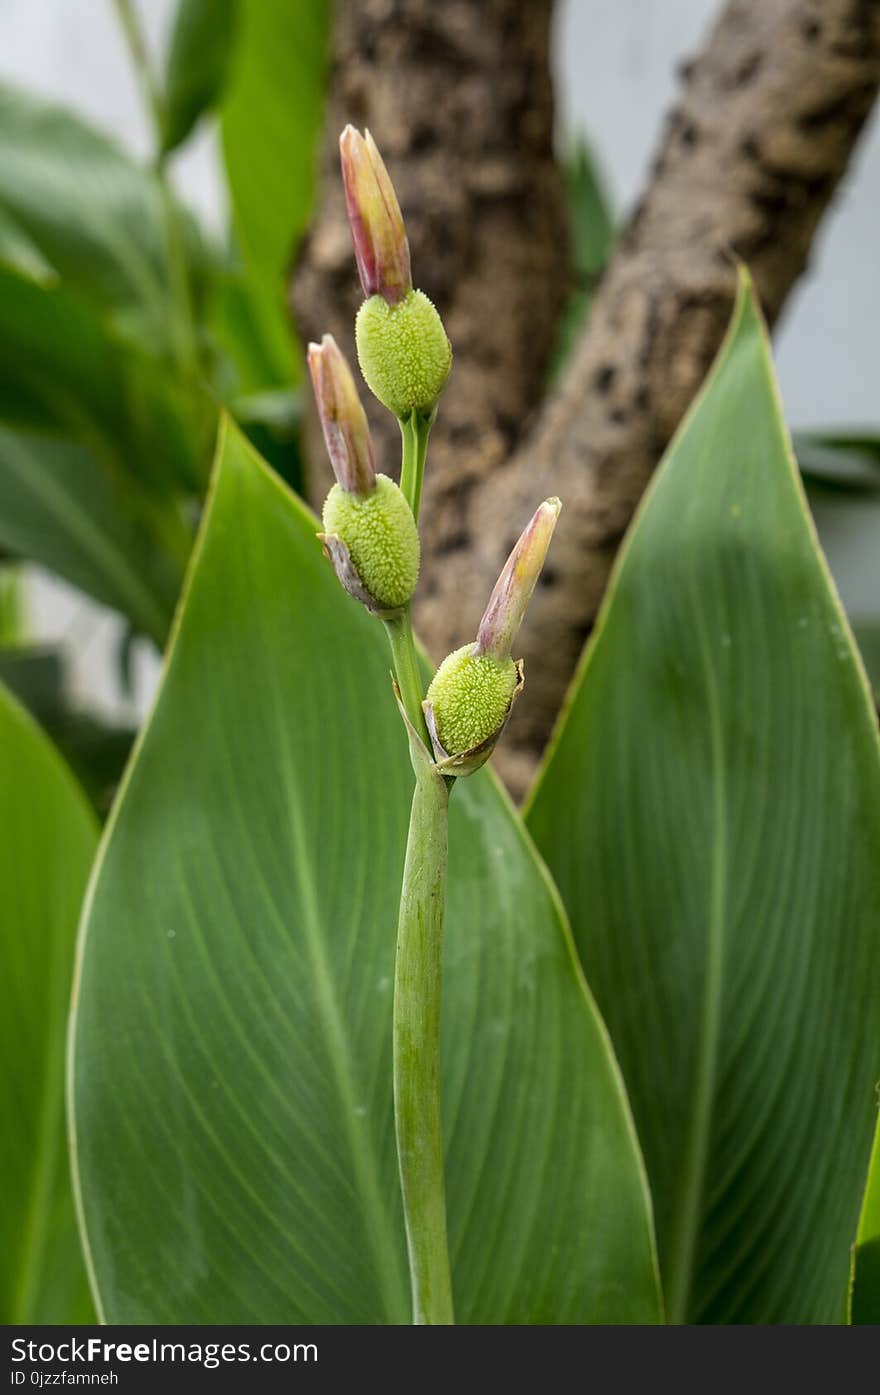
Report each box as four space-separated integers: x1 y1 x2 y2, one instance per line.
0 427 184 645
0 81 211 359
0 681 97 1322
70 419 661 1324
219 0 329 385
0 263 212 500
161 0 239 156
526 277 880 1323
549 136 615 381
795 431 880 495
0 647 135 817
851 1113 880 1323
0 205 57 286
0 565 23 644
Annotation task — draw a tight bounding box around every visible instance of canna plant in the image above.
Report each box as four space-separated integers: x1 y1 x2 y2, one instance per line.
4 120 880 1327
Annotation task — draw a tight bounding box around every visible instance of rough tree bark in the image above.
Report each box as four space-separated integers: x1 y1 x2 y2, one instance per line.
293 0 880 797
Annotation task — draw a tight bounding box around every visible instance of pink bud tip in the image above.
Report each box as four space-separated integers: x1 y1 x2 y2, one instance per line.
475 498 562 659
339 125 412 305
307 334 376 495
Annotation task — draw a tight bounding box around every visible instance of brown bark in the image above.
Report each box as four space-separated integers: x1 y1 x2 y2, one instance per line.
294 0 880 798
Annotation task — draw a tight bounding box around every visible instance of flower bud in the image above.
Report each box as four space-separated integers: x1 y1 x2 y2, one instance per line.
321 475 420 615
475 498 562 658
307 334 375 496
356 289 452 420
339 125 411 306
423 498 561 772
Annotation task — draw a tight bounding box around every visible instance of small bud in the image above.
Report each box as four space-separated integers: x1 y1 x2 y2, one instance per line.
321 475 420 615
307 334 375 496
423 498 561 773
475 498 562 659
340 125 411 306
356 289 452 420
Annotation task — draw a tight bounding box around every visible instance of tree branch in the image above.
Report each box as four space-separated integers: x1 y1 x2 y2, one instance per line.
293 0 880 797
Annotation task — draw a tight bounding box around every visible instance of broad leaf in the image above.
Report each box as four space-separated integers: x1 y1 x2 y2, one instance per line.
219 0 328 384
0 82 210 360
0 647 135 817
0 264 210 499
851 1114 880 1324
161 0 239 157
0 428 183 645
526 278 880 1324
0 682 97 1322
70 419 661 1325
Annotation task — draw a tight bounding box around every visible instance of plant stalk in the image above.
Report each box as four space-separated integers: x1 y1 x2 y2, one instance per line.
393 757 454 1324
398 411 433 523
111 0 199 378
384 609 429 746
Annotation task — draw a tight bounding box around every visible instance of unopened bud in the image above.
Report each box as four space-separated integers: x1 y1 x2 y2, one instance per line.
423 498 561 772
475 498 561 659
308 334 375 496
356 289 452 420
321 475 420 615
340 126 411 306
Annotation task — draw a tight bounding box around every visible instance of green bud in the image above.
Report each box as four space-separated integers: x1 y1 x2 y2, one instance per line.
356 288 452 419
321 473 420 612
424 645 519 758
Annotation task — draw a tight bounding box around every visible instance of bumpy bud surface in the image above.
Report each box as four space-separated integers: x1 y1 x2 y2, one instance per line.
322 473 420 611
424 646 519 757
356 289 452 420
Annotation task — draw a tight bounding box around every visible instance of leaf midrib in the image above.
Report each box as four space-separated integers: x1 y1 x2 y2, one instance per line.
664 597 728 1324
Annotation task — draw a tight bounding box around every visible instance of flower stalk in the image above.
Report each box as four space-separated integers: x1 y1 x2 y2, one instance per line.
392 710 455 1325
312 123 561 1327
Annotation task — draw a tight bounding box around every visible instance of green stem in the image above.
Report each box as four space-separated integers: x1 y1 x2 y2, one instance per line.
384 609 429 746
398 411 434 523
111 0 199 379
394 759 454 1324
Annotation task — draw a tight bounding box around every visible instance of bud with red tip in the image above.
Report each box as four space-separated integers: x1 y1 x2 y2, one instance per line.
308 333 376 496
340 125 451 420
422 499 561 774
339 125 411 306
309 334 421 616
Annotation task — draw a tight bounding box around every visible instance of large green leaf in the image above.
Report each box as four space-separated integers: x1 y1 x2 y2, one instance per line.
851 1114 880 1323
0 682 97 1322
0 428 183 645
525 278 880 1324
70 419 661 1324
0 82 210 359
0 264 210 498
160 0 239 157
219 0 328 385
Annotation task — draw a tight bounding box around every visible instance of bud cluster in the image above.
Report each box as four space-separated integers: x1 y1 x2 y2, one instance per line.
309 125 560 775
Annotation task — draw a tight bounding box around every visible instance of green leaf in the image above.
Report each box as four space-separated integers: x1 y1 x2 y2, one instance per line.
0 263 211 500
0 428 184 645
794 431 880 494
851 1113 880 1323
0 81 210 359
525 276 880 1324
70 419 661 1324
219 1 329 385
161 0 239 157
0 681 97 1322
0 647 135 818
548 136 615 381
